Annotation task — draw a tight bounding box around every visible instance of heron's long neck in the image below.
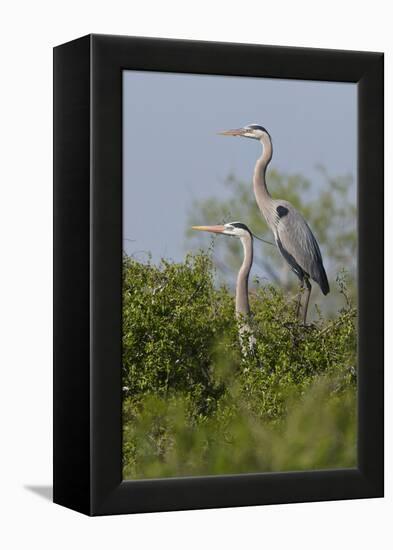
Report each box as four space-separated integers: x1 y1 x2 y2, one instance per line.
236 235 253 318
253 134 275 221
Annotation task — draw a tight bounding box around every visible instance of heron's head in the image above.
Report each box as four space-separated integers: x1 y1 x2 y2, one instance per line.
192 221 252 239
218 123 270 141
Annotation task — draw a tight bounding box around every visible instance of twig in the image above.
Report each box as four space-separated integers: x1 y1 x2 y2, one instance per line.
318 309 356 337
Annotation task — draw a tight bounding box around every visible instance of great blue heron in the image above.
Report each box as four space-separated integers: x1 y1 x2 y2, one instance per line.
219 124 329 323
192 221 256 352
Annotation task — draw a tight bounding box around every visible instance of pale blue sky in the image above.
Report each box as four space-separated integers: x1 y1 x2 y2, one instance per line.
123 71 356 262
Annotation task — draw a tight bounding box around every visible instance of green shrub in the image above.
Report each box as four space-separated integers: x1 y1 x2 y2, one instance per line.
122 252 357 479
123 378 356 479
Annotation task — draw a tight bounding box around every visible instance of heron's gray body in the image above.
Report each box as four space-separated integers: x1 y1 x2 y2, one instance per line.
253 132 329 297
262 197 329 294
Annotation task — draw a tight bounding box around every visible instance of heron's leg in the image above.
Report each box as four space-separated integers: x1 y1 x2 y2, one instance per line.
303 278 312 324
295 279 304 319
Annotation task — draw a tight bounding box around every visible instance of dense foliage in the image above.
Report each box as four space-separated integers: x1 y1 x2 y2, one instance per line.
123 252 357 479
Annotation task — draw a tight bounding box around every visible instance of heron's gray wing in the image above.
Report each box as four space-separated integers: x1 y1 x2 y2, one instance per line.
274 202 329 294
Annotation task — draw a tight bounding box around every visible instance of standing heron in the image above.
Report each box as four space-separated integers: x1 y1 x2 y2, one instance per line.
192 221 256 352
219 124 329 323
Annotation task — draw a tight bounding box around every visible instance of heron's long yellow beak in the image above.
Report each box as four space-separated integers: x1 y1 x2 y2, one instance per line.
217 128 246 136
192 225 225 234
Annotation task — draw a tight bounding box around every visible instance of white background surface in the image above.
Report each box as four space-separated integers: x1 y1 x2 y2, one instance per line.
0 1 390 548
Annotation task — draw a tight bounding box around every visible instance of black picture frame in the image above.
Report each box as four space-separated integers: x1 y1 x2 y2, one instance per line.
53 34 384 516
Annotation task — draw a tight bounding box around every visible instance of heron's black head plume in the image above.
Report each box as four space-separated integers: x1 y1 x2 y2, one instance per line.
246 124 269 134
